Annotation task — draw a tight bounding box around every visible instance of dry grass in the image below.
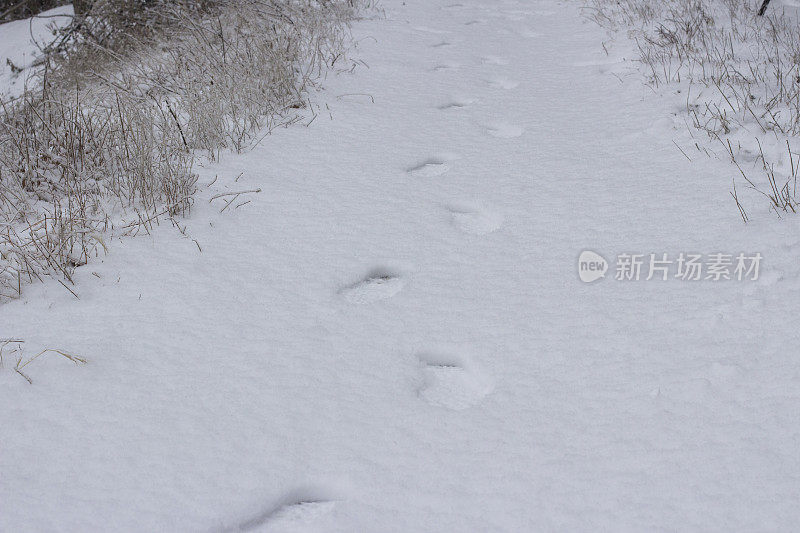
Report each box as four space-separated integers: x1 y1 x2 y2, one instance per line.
583 0 800 220
1 338 86 384
0 0 371 301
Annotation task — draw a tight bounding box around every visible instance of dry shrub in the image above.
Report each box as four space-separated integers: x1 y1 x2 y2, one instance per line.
0 0 69 22
584 0 800 218
0 0 370 300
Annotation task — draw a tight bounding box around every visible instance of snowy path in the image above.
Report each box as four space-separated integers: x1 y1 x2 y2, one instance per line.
3 1 800 531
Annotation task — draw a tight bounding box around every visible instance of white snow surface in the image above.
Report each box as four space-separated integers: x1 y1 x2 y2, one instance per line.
3 0 800 531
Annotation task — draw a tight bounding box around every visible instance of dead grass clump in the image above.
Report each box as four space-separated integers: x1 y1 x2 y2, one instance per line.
0 0 370 300
583 0 800 219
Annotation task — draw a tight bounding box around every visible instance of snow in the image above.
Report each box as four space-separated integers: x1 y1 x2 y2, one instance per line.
0 5 73 100
3 0 800 531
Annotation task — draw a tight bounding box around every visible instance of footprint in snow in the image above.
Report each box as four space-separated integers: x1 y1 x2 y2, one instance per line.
234 488 336 533
340 267 404 304
486 77 519 90
504 8 543 17
413 25 451 35
438 97 474 110
408 158 450 178
481 55 510 66
416 352 493 410
432 62 460 72
446 201 504 235
499 12 526 21
484 122 524 138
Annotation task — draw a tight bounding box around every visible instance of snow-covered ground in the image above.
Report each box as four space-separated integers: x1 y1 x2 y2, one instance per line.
3 0 800 531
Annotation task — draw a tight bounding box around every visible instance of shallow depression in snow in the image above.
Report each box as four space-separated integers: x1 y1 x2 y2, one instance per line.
408 159 451 178
232 487 338 533
416 352 493 410
484 122 525 138
446 201 504 235
339 268 405 304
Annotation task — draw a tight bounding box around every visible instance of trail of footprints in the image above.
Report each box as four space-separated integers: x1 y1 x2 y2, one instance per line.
406 11 514 408
336 3 525 412
234 7 528 528
229 3 536 529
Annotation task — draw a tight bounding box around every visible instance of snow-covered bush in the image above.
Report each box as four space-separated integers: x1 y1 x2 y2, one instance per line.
0 0 369 300
0 0 69 22
585 0 800 219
